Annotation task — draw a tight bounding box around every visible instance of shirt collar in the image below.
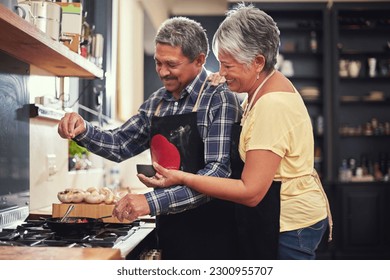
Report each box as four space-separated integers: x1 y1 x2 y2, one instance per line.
162 68 209 102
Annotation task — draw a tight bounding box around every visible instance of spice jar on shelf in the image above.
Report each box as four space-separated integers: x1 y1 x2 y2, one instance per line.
310 31 318 53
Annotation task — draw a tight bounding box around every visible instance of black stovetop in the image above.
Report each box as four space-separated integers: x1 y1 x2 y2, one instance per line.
0 218 139 248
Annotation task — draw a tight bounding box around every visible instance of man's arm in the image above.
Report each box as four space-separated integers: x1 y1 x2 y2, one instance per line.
73 93 162 162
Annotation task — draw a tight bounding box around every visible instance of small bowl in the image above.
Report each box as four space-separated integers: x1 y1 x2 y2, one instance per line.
136 164 156 177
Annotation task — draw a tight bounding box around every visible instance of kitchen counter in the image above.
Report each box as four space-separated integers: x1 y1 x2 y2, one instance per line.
0 247 122 260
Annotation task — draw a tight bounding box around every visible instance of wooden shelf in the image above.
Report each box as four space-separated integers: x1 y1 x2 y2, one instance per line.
29 104 66 121
0 4 103 79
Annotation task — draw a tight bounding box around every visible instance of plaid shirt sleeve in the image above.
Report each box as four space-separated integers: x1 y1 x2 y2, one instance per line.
73 92 161 161
145 85 242 215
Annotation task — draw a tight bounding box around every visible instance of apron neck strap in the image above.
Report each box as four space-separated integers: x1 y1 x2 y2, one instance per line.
241 69 275 126
192 78 208 112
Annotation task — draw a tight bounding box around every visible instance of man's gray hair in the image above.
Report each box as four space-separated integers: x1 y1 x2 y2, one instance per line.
155 17 209 61
212 3 280 71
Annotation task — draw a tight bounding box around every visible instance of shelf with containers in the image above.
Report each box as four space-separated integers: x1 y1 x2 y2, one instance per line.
0 4 103 79
330 2 390 260
331 2 390 185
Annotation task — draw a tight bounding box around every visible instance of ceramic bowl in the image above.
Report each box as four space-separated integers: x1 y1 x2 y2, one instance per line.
136 164 156 177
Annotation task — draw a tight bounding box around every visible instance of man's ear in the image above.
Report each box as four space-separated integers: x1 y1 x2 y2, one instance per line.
195 53 206 67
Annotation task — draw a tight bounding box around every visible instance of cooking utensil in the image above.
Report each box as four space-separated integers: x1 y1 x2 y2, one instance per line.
98 215 113 220
60 204 75 222
45 217 102 235
44 214 114 235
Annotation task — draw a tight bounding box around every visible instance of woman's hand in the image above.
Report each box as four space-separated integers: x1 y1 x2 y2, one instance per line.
208 73 226 86
137 162 187 188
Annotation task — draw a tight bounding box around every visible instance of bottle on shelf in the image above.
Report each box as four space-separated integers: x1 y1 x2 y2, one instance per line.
108 165 121 190
339 159 352 182
310 31 318 53
316 115 324 136
80 11 92 58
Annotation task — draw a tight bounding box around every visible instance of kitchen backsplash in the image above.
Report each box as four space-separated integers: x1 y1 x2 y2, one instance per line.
0 52 29 209
0 52 149 213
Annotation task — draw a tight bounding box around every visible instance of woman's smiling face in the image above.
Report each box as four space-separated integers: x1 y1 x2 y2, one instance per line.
218 51 258 95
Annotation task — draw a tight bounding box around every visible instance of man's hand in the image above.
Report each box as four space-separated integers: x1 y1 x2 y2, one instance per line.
58 112 86 139
112 194 151 222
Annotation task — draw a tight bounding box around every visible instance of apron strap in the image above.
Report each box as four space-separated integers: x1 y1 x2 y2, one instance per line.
281 170 333 242
154 78 209 116
311 170 333 242
192 78 208 112
155 101 162 117
241 70 275 126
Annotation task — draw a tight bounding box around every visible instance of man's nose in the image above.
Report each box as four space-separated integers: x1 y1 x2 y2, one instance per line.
159 65 170 77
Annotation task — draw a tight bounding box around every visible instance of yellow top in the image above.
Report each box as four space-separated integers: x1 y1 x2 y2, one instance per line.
239 91 328 232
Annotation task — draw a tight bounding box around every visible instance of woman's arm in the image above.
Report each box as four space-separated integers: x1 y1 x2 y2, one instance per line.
139 149 281 207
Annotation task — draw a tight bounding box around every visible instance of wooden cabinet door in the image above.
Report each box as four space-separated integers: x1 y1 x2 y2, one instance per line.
339 184 386 258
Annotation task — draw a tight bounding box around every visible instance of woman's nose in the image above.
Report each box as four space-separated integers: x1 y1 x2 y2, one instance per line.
219 68 226 77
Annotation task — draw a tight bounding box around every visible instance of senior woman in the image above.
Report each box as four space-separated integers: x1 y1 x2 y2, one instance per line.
139 3 333 260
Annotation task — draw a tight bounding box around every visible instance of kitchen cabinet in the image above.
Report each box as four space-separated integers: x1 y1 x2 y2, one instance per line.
330 2 390 259
333 183 390 259
331 2 390 184
0 4 103 79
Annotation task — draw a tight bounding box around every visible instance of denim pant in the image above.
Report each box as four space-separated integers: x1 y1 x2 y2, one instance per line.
278 218 328 260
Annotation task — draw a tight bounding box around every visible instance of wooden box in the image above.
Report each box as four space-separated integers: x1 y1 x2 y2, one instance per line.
52 203 129 224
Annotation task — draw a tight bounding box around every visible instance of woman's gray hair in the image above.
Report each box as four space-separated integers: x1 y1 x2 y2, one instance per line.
212 3 280 72
155 17 209 61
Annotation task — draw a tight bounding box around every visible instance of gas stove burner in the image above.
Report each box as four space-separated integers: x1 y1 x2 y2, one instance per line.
0 217 150 258
94 231 119 240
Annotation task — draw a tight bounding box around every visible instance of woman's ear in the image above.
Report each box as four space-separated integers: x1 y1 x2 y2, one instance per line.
254 55 266 72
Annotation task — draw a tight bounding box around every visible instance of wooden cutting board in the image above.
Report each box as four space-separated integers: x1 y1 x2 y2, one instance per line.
52 203 130 223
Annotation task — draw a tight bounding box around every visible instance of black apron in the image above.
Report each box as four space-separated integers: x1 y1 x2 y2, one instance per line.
229 70 281 259
150 89 238 260
230 123 281 260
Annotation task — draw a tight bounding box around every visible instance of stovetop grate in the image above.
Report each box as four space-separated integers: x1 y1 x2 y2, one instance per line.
0 206 29 228
0 218 138 249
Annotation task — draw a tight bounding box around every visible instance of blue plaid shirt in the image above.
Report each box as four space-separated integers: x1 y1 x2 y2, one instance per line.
75 68 242 215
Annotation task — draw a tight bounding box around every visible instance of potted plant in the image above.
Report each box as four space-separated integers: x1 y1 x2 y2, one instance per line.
68 140 91 170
